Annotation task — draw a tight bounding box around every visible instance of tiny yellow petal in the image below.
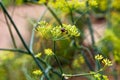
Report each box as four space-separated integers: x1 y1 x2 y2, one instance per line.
35 53 42 58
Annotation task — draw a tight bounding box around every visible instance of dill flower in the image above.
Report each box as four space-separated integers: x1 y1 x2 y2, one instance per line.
32 70 42 75
63 24 80 37
97 0 107 11
89 0 98 7
37 26 51 39
95 54 103 60
72 55 84 68
102 75 109 80
94 73 101 80
102 58 112 66
35 21 48 31
35 21 80 40
78 1 86 10
51 26 62 39
35 21 52 39
44 48 53 56
94 73 109 80
50 0 87 12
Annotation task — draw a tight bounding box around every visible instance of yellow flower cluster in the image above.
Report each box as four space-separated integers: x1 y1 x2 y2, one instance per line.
97 0 107 11
44 48 53 56
88 0 98 7
72 55 84 68
51 0 87 12
35 21 52 39
35 21 80 40
112 0 120 10
33 70 42 75
51 26 62 39
95 54 112 67
102 58 112 66
95 0 120 11
95 54 103 60
34 48 54 56
38 0 98 13
63 24 80 37
93 73 109 80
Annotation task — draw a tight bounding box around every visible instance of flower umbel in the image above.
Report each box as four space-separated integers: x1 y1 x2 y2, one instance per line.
44 48 53 56
89 0 98 7
95 54 112 67
102 58 112 66
33 70 42 75
95 54 103 60
102 75 109 80
35 21 48 31
51 26 62 39
63 24 80 37
35 21 80 40
93 73 109 80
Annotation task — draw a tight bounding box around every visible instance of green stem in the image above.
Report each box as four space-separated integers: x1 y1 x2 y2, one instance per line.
31 54 50 80
77 45 94 71
53 41 65 80
29 8 47 53
37 58 48 66
51 68 62 78
63 72 94 77
95 60 102 71
86 16 95 45
86 1 95 45
69 9 74 24
63 67 104 77
81 51 94 71
74 11 87 25
0 48 28 54
107 0 112 28
29 26 35 53
44 4 63 27
40 66 52 80
53 54 63 74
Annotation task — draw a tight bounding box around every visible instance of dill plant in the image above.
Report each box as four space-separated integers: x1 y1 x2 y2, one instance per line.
0 0 117 80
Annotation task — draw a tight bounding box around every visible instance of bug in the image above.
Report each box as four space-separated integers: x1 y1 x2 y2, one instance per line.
61 28 68 34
